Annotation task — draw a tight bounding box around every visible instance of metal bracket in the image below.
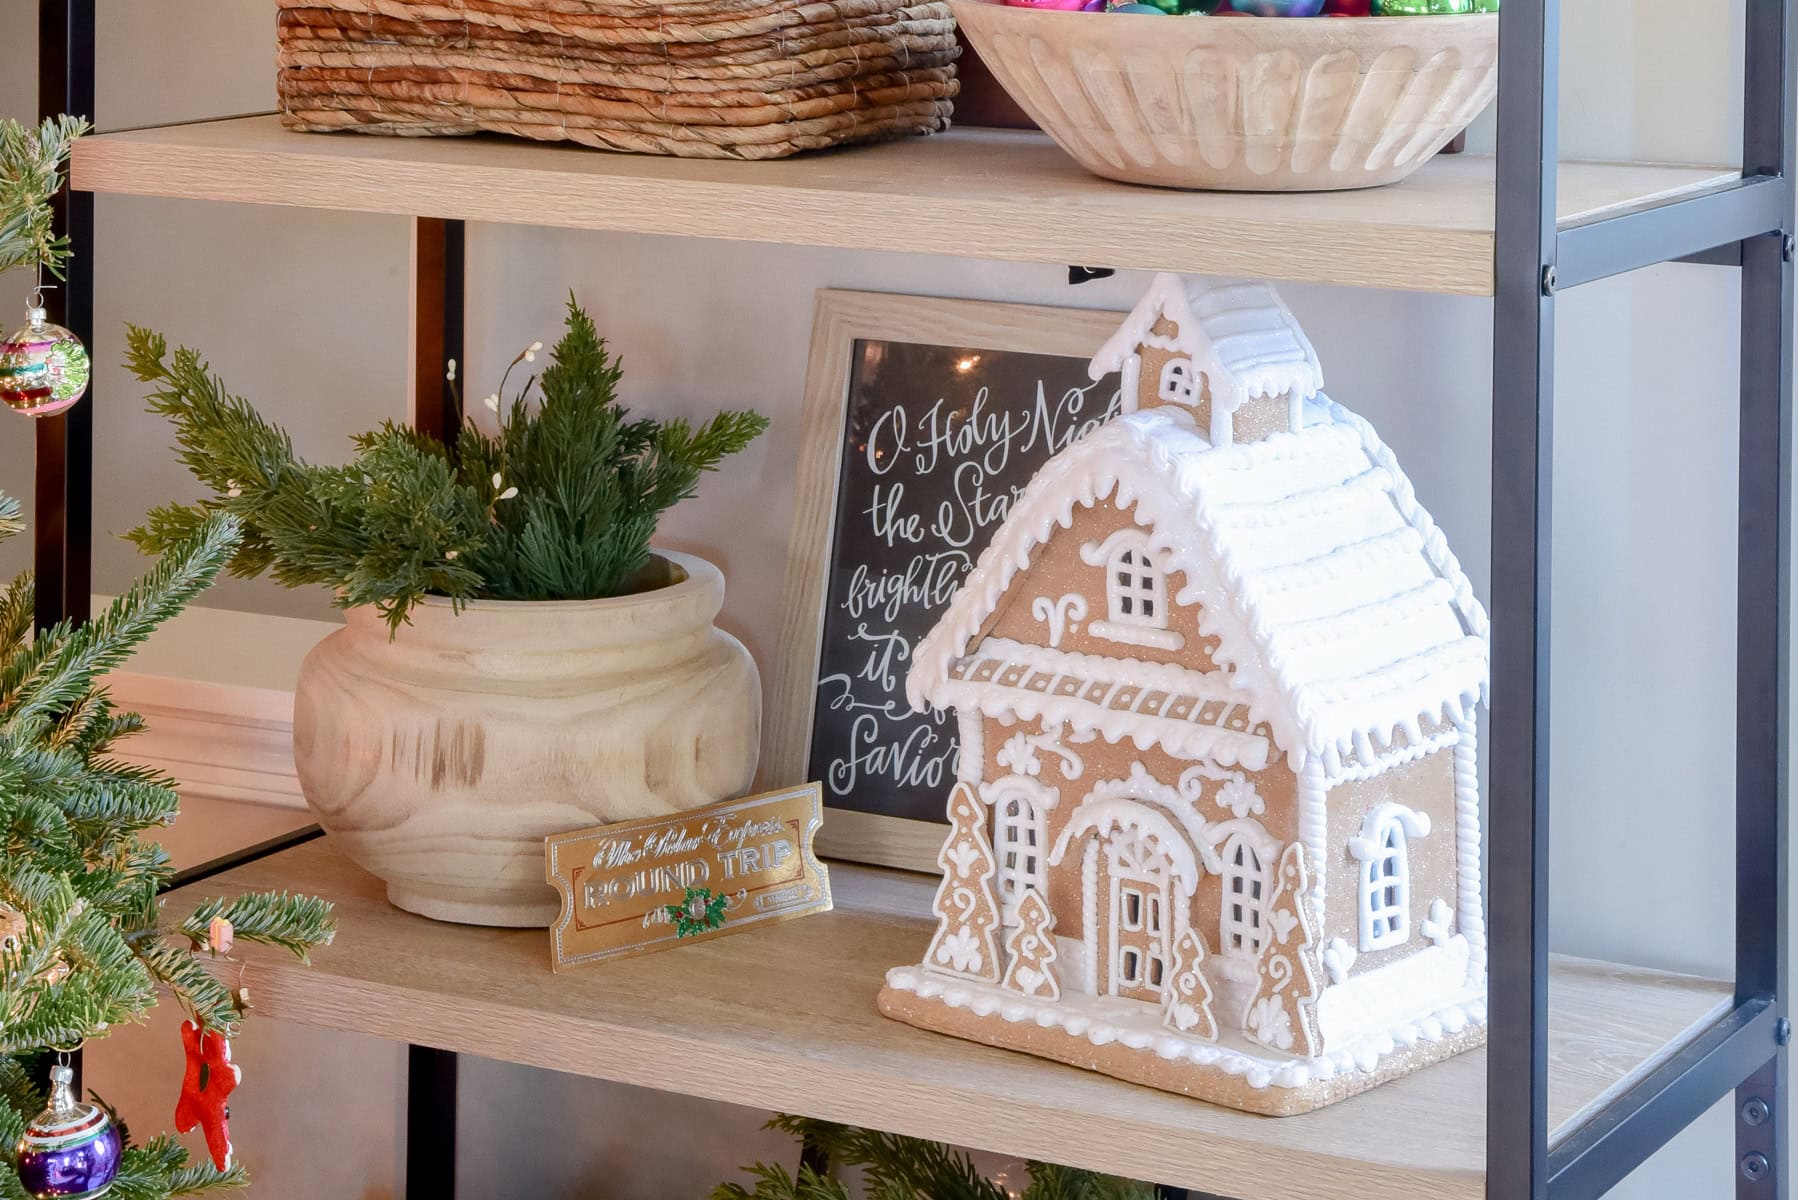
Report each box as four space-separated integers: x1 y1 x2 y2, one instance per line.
1738 1058 1783 1197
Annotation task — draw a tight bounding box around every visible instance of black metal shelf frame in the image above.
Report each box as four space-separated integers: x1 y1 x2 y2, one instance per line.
32 0 1793 1197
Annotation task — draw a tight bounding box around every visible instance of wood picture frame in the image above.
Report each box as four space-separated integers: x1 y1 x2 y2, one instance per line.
763 289 1124 873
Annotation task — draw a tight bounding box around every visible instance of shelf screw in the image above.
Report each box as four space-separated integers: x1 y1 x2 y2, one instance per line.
1742 1152 1771 1183
1784 234 1795 263
1778 1017 1792 1046
1541 265 1558 296
1743 1097 1772 1127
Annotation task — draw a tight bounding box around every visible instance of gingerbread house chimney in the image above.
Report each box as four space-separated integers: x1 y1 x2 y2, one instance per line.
1089 275 1323 447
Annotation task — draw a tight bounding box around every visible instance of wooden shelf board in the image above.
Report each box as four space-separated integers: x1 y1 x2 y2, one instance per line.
73 116 1737 297
176 838 1731 1199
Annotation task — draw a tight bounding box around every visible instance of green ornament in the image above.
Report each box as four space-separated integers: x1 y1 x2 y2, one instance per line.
1373 0 1475 11
1176 0 1222 10
666 885 730 937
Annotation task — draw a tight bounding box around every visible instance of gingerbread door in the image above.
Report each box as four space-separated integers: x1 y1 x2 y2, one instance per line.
1105 829 1172 1003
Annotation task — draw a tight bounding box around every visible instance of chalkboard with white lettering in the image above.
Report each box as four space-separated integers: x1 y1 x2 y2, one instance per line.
806 338 1121 823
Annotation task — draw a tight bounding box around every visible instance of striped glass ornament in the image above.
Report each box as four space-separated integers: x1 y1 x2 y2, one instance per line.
14 1065 121 1200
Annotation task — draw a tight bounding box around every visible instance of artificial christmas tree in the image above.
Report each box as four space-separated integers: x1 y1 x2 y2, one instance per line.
0 115 335 1199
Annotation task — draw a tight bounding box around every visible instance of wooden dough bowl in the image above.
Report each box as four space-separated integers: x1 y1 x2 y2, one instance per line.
950 5 1499 191
291 551 761 928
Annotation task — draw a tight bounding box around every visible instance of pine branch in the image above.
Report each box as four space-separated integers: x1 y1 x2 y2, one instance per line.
130 940 239 1034
108 1135 248 1200
0 117 87 278
711 1163 851 1200
0 514 239 741
178 892 335 962
135 296 765 625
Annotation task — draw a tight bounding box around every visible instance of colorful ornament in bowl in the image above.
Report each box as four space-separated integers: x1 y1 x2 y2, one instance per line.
1228 0 1326 13
951 0 1499 190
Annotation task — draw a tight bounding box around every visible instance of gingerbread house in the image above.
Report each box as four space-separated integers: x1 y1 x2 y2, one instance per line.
877 275 1490 1115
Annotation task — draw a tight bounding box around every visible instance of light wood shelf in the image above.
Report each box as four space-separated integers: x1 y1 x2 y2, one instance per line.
176 837 1731 1199
73 116 1737 297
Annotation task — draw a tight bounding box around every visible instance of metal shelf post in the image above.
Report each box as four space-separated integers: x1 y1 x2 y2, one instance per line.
1488 2 1794 1198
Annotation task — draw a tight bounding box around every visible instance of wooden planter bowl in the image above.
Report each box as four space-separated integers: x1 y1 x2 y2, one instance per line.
949 4 1499 191
291 551 761 927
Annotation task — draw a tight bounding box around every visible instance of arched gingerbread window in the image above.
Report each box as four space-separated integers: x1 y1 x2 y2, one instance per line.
1158 357 1198 405
994 791 1045 925
1079 531 1184 651
1350 804 1432 953
1220 833 1268 955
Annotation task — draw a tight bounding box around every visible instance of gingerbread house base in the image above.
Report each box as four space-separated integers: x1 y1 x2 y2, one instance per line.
878 967 1488 1117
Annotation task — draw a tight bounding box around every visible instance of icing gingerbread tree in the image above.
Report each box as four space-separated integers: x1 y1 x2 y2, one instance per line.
924 783 1002 982
1000 888 1059 999
1244 844 1324 1057
1162 928 1217 1040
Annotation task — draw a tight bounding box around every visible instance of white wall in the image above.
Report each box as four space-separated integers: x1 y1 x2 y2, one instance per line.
1 1 1781 1196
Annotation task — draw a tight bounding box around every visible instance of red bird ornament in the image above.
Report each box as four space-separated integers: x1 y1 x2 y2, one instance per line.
174 1019 241 1171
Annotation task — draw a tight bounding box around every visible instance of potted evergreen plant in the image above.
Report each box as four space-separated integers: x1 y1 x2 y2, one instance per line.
127 299 768 927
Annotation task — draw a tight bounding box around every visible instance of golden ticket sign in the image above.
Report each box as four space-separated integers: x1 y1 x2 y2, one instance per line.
544 784 832 971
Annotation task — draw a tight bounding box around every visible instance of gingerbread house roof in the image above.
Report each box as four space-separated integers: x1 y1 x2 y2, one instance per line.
1089 275 1325 418
907 402 1489 776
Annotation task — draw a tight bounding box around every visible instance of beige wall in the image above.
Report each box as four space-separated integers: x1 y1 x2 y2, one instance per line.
0 0 1776 1195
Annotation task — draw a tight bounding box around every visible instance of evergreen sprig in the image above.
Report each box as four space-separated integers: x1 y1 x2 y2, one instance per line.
0 116 87 279
0 497 335 1196
713 1118 1156 1200
127 295 769 631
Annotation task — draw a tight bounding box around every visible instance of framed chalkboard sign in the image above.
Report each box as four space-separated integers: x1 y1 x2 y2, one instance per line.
766 290 1124 872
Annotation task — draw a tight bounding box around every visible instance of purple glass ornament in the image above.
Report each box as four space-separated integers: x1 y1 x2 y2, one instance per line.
1230 0 1327 12
14 1066 122 1200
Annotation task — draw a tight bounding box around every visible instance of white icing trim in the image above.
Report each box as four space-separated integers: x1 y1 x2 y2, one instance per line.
1314 936 1472 1052
1030 593 1088 649
1454 718 1487 974
1209 398 1234 450
1212 777 1264 821
885 965 1486 1091
1050 797 1202 896
906 400 1489 776
1297 757 1329 904
935 682 1271 775
960 637 1235 702
1347 803 1432 861
1088 620 1186 651
1325 724 1461 785
1081 840 1100 995
1322 937 1357 985
1120 351 1143 416
994 724 1088 783
955 707 984 785
1420 899 1454 948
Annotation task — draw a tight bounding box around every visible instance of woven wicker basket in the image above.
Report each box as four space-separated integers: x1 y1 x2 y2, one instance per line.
277 0 960 160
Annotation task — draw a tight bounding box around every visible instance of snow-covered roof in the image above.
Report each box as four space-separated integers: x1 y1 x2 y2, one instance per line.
1089 275 1324 418
907 403 1488 776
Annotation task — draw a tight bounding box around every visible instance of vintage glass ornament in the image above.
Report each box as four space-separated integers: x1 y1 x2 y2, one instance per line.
1230 0 1328 13
14 1064 122 1200
0 297 90 417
